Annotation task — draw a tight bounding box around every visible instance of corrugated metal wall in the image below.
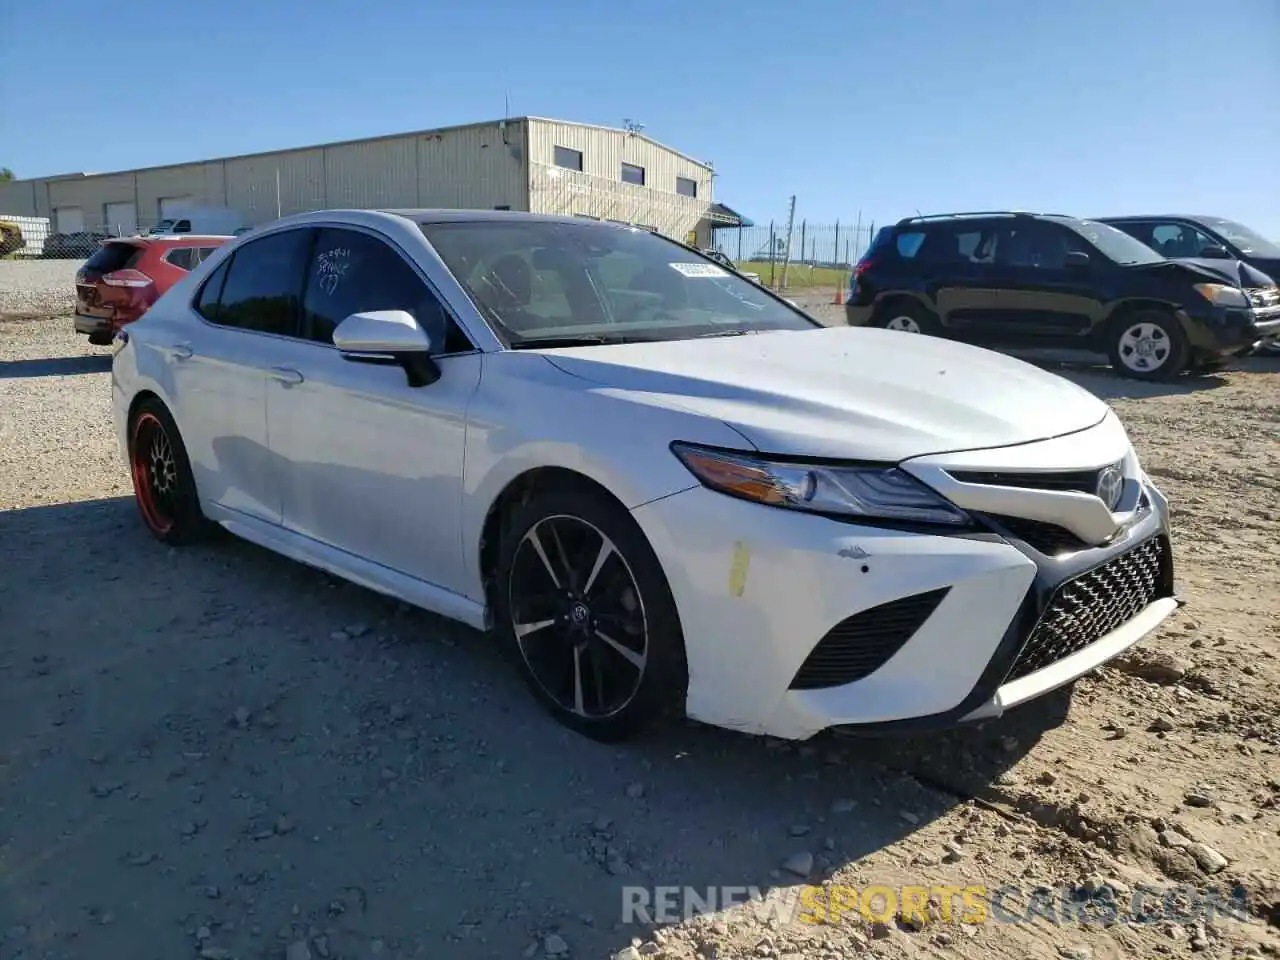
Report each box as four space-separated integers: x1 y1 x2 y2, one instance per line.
137 163 226 224
324 137 418 210
527 120 713 203
526 120 713 245
1 117 713 235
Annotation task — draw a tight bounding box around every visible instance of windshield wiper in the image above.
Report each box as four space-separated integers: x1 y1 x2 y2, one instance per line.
508 335 653 349
695 328 757 338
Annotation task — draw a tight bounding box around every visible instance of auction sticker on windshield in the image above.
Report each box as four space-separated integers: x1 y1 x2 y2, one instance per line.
670 262 728 278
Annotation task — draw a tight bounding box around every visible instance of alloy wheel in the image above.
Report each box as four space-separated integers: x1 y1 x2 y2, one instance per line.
507 515 649 719
1117 322 1171 373
131 412 178 535
885 315 922 333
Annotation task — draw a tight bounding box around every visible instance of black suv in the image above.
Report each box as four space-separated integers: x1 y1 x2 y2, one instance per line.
845 211 1280 379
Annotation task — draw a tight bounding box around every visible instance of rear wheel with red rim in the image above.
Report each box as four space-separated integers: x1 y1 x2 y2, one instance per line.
128 399 209 545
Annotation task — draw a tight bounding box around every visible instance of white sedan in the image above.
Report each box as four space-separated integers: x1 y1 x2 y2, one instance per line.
111 209 1182 742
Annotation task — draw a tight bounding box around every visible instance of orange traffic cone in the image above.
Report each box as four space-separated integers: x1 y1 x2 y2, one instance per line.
832 287 844 306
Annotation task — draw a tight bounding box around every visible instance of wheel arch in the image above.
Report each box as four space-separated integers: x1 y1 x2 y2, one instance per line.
477 466 637 614
125 389 166 450
1100 298 1188 342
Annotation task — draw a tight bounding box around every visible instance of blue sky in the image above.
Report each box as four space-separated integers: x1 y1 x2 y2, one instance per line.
2 0 1277 237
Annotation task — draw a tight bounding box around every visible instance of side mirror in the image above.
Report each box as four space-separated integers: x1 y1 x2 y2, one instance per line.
1063 251 1091 270
332 310 440 387
1199 244 1231 260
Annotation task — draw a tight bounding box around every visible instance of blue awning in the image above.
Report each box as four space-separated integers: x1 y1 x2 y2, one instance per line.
707 202 754 228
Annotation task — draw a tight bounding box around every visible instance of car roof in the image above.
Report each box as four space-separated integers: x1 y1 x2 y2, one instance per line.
1095 214 1217 224
381 208 638 227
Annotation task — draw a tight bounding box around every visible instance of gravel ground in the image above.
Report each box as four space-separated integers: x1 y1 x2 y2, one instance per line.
1 309 1278 960
0 258 84 318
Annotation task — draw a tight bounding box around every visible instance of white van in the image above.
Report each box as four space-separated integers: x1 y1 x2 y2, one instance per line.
148 206 245 237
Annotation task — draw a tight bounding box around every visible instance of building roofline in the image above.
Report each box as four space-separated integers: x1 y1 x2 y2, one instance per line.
7 115 711 185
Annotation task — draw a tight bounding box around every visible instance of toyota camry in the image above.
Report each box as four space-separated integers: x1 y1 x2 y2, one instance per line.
111 209 1181 742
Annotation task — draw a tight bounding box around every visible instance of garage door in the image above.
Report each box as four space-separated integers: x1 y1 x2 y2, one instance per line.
105 202 138 237
159 196 194 219
55 207 85 233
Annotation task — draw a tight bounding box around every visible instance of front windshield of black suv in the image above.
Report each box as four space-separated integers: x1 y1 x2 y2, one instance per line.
419 219 818 346
1201 217 1280 257
1054 217 1165 266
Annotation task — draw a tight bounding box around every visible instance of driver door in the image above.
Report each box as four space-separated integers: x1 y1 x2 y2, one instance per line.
265 226 482 595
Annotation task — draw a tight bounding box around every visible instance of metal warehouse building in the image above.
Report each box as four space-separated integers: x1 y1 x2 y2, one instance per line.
0 117 747 249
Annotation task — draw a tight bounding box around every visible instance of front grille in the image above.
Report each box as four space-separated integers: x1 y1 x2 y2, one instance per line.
789 588 949 690
949 468 1104 495
1246 286 1280 309
990 515 1090 555
1004 535 1170 683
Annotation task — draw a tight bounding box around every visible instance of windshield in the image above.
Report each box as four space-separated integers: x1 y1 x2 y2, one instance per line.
419 220 818 346
1056 218 1165 266
1201 218 1280 257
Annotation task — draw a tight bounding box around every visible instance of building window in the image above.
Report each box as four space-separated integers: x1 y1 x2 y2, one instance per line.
621 162 645 186
554 146 583 171
675 177 697 198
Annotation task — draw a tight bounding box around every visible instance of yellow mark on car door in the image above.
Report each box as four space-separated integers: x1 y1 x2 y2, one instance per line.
729 541 750 597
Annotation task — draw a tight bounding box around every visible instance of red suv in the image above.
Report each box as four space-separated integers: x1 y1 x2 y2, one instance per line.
74 235 229 345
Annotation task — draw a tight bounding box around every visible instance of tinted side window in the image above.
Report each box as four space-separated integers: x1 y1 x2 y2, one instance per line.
194 259 231 322
165 248 194 270
997 222 1084 269
214 229 312 336
914 224 999 264
303 228 472 353
893 231 925 258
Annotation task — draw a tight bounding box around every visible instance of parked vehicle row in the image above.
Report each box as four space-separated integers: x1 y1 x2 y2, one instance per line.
845 211 1280 378
113 209 1180 744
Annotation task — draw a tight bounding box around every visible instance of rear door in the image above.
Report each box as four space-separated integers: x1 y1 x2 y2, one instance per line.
911 220 1006 331
171 228 315 525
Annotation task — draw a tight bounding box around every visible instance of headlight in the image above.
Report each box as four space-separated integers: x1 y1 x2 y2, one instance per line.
1192 283 1249 307
111 329 130 356
670 442 970 525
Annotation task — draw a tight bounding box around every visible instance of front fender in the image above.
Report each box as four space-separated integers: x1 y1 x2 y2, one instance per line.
459 353 750 600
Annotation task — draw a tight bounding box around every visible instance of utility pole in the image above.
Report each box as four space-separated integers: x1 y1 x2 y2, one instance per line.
275 168 282 219
779 195 796 290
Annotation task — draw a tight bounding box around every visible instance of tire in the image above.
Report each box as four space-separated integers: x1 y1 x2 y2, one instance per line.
872 300 941 336
1106 310 1189 381
493 483 688 742
127 398 212 545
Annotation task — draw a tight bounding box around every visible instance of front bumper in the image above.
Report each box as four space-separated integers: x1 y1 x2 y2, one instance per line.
632 429 1177 740
1184 301 1280 355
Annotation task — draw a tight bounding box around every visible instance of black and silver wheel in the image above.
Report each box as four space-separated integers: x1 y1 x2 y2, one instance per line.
128 398 211 545
873 301 940 336
495 485 687 742
1106 310 1188 380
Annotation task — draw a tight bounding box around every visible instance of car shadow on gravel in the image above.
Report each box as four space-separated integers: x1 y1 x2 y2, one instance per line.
0 494 1064 959
0 354 112 379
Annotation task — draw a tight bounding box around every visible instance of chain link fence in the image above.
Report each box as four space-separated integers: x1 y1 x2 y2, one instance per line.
710 221 877 291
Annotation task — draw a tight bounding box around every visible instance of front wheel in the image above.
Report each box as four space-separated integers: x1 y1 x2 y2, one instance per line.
872 301 941 336
1106 311 1189 380
494 485 687 742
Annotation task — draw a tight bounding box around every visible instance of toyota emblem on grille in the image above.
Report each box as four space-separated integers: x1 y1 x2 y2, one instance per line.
1096 464 1124 512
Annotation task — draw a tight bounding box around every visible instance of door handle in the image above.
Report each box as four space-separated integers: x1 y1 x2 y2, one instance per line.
269 366 304 385
172 343 193 360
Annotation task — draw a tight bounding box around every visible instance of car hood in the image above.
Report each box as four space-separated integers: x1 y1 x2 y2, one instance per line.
1166 257 1275 287
539 326 1109 462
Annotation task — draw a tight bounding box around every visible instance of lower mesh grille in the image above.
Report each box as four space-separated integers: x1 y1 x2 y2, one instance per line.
1005 535 1170 683
789 588 949 690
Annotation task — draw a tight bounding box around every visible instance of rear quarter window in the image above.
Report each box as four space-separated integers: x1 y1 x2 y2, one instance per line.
85 242 144 273
894 231 926 258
